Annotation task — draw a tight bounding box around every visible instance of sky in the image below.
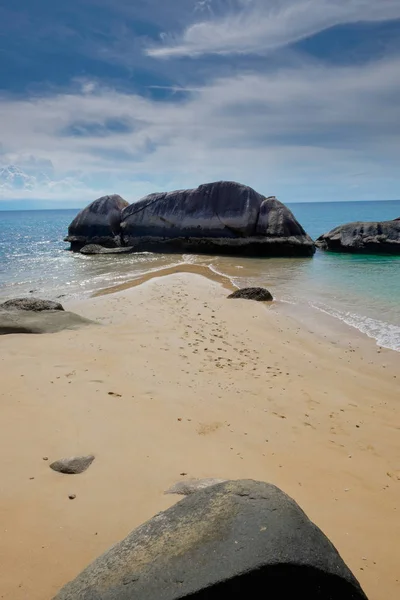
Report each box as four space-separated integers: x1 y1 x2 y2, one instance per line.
0 0 400 208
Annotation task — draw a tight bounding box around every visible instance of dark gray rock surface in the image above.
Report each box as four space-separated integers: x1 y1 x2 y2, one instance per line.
80 244 135 255
54 479 367 600
228 287 273 301
50 455 95 475
165 478 227 495
316 219 400 254
0 298 64 311
65 195 129 250
120 182 314 256
66 182 315 257
0 309 93 335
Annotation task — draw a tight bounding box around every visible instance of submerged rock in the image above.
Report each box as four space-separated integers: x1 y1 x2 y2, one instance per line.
50 455 95 475
66 182 315 257
54 479 367 600
0 298 64 311
228 287 273 301
316 218 400 254
65 194 129 251
80 244 135 255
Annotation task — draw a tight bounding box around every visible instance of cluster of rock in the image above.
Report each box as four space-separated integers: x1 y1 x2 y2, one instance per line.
54 479 367 599
316 218 400 254
65 182 315 257
65 183 400 256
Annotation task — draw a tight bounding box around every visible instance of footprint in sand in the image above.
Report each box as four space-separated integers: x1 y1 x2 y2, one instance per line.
197 422 223 436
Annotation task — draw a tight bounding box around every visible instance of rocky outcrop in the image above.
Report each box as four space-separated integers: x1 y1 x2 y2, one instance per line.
65 182 315 257
65 195 129 251
54 479 367 600
0 302 93 335
50 455 95 475
0 298 64 311
228 287 273 301
80 244 135 255
316 218 400 254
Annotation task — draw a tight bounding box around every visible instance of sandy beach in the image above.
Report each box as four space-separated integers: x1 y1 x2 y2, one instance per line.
0 268 399 600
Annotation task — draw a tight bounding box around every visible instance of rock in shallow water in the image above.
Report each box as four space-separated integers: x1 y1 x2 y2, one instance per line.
66 182 315 257
80 244 135 255
316 218 400 254
0 298 64 311
50 455 95 475
228 287 273 301
54 479 367 600
65 194 129 251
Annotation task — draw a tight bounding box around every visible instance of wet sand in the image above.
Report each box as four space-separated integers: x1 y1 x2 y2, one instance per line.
0 270 399 599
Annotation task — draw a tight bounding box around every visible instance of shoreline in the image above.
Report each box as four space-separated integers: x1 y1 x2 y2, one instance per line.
91 262 400 355
0 271 399 599
92 262 236 296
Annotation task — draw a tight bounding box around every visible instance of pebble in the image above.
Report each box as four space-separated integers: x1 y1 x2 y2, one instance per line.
42 457 48 461
68 494 76 500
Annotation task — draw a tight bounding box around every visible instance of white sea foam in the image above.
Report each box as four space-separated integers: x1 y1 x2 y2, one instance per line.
310 301 400 352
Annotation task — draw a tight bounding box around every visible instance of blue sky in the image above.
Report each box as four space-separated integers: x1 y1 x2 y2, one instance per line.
0 0 399 207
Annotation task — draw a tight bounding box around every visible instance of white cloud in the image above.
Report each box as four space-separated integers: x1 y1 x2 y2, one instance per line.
146 0 400 58
0 55 399 203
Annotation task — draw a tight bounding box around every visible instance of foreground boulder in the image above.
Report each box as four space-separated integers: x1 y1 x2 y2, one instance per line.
54 480 367 600
65 194 129 250
228 287 273 301
165 478 227 495
66 182 315 256
50 455 95 475
0 301 93 335
316 218 400 254
0 298 64 311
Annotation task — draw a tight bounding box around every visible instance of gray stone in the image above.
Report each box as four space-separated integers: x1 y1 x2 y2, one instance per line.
165 478 227 495
228 287 273 301
66 182 315 257
0 297 64 311
65 194 129 251
316 218 400 254
0 309 93 335
54 479 367 600
50 455 95 475
80 244 135 255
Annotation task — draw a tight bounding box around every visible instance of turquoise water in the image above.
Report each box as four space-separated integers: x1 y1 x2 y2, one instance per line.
0 201 399 350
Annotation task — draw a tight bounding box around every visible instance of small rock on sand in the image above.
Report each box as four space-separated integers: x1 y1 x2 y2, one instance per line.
228 287 273 301
50 455 95 475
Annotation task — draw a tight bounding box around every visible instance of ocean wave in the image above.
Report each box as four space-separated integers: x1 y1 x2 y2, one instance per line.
309 301 400 352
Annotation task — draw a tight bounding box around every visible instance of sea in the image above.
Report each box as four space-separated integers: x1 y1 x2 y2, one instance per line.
0 200 399 351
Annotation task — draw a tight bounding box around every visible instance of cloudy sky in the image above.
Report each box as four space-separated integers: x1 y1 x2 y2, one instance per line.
1 0 400 207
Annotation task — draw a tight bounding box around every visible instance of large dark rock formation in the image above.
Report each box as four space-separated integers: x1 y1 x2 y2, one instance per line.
65 182 315 256
316 218 400 254
54 479 367 600
65 195 129 251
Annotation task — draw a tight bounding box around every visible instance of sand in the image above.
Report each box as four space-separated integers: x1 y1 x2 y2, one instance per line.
0 269 399 599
